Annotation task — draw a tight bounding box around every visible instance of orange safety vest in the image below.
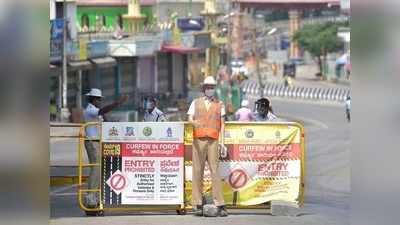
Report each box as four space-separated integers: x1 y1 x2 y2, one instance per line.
193 97 222 139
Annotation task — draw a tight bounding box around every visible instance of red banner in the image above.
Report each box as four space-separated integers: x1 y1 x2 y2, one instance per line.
122 142 184 157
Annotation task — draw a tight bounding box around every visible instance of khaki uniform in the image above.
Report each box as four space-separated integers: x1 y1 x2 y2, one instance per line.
188 97 225 206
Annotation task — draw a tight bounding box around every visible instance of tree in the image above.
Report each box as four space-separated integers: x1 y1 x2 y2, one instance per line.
292 22 344 77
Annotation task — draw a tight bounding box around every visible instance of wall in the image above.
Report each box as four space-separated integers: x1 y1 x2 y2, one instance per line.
156 2 204 22
172 54 187 94
156 52 171 93
137 57 155 94
76 6 154 31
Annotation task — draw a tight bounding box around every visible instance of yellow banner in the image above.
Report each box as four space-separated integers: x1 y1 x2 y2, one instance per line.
79 39 87 60
184 122 304 207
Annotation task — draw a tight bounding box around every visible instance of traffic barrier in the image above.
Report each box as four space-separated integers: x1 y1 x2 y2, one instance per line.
243 80 349 102
78 121 306 215
255 83 260 95
184 121 305 209
78 122 187 215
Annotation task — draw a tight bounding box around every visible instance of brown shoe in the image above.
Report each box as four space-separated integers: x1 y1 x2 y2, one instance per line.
193 205 203 216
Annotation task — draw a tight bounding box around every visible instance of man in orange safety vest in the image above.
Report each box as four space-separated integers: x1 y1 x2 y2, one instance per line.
187 76 228 217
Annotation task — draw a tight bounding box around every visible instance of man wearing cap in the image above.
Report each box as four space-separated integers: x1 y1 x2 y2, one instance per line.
83 88 128 207
187 76 228 217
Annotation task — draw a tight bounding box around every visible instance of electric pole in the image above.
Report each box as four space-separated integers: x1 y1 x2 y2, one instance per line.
61 0 70 121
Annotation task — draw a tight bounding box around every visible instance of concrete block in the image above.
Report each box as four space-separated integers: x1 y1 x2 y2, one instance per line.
271 200 301 216
203 204 218 217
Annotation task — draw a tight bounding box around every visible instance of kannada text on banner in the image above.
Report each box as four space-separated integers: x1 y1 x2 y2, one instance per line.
101 122 185 206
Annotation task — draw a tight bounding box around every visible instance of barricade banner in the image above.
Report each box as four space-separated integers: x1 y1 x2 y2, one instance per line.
101 122 185 206
184 122 304 206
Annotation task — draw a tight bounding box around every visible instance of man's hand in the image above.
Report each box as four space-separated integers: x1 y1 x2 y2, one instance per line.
219 144 227 158
190 120 201 127
100 94 129 115
188 115 200 127
117 95 129 105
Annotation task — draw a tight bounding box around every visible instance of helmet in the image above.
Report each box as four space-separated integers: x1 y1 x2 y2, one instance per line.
255 98 270 114
203 76 217 85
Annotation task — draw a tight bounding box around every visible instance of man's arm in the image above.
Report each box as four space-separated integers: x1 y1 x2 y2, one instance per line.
99 95 128 115
219 117 225 144
187 100 197 125
219 102 226 144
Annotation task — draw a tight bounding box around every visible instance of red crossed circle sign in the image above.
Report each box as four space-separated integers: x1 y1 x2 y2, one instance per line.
228 169 248 190
110 174 126 191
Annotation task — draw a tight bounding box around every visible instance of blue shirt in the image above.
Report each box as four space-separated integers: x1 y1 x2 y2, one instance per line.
84 103 103 138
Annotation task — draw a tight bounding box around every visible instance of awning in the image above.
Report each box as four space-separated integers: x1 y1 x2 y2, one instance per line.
90 57 117 68
68 60 92 71
161 45 201 54
75 0 156 6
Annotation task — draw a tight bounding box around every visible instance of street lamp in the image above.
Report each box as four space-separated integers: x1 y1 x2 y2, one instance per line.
61 0 70 122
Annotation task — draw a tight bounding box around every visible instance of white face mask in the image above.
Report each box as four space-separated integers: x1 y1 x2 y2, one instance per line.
205 89 215 97
146 102 154 110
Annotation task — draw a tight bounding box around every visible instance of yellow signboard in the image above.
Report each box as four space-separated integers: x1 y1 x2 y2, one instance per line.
79 39 87 60
184 122 305 207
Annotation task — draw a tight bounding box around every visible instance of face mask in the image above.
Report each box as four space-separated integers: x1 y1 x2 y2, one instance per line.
146 102 153 110
205 89 215 97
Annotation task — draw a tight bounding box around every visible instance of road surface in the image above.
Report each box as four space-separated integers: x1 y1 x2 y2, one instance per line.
50 98 350 225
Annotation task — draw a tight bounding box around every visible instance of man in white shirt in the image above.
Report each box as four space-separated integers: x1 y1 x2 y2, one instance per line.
143 97 167 122
83 88 128 207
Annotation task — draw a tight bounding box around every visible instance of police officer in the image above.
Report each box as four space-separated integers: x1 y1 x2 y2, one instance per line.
83 88 128 207
187 76 228 217
143 97 167 122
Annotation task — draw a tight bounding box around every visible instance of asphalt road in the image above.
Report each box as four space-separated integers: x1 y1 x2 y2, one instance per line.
50 98 350 225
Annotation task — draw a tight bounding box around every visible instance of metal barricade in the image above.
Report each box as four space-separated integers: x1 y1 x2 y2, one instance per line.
77 121 305 215
77 122 104 215
78 122 187 215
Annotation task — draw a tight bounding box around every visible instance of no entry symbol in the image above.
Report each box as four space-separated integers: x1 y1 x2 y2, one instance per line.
110 174 126 191
228 169 248 190
106 170 127 194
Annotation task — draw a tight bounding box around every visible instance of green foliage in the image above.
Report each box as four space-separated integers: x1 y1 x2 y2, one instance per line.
293 22 343 58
